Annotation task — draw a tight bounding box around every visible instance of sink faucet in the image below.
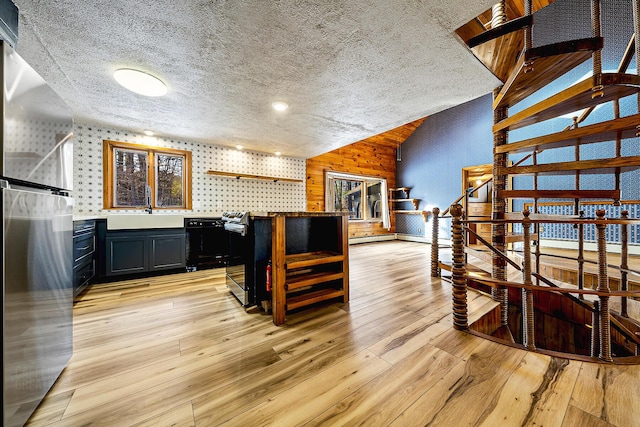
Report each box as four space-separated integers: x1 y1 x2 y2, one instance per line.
144 185 153 214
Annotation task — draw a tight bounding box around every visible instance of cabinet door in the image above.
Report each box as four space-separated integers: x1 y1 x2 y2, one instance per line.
149 234 186 271
106 235 148 275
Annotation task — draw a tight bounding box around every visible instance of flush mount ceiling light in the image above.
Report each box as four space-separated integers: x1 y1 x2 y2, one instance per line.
271 101 289 112
113 69 168 97
236 145 243 150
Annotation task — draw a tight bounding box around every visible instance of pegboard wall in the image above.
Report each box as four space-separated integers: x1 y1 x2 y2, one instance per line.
73 123 306 215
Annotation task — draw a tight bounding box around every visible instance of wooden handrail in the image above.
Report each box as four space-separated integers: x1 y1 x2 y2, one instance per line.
462 217 640 225
469 275 640 297
464 226 522 271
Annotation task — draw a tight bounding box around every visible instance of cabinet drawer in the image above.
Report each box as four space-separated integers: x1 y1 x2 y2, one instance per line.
74 220 96 235
73 233 95 265
73 258 95 296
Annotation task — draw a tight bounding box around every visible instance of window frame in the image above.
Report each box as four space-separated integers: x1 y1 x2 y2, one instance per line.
103 140 192 210
324 171 390 228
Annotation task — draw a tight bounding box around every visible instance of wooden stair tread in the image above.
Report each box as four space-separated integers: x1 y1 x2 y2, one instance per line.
498 156 640 175
389 198 419 202
286 271 344 291
493 37 603 110
285 251 343 269
286 288 345 310
491 324 516 343
498 189 622 199
495 113 640 154
438 260 490 277
493 73 640 132
469 24 525 83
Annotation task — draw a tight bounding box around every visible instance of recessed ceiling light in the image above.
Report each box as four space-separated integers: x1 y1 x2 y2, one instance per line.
114 69 168 97
272 101 289 112
236 145 243 150
274 151 281 156
143 130 154 136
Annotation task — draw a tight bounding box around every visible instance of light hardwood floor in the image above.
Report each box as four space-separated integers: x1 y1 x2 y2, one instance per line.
27 241 639 426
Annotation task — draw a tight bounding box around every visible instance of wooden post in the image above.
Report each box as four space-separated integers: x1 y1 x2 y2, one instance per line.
621 210 629 317
592 0 604 99
595 209 612 362
591 300 600 358
522 210 536 350
492 86 509 326
578 211 585 299
431 207 441 277
450 204 468 330
271 214 286 326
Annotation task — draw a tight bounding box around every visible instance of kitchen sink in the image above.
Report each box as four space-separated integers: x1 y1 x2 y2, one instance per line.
106 214 184 230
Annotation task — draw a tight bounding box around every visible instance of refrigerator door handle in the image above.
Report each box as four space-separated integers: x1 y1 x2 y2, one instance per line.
0 179 9 189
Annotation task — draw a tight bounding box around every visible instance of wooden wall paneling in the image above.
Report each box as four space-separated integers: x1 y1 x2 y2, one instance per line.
305 119 425 238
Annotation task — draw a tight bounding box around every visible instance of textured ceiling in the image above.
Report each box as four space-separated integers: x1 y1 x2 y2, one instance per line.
12 0 500 158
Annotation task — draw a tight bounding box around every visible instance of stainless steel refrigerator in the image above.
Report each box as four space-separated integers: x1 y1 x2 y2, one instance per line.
1 41 74 427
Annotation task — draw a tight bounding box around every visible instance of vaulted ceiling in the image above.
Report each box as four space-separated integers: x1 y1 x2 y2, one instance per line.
12 0 501 158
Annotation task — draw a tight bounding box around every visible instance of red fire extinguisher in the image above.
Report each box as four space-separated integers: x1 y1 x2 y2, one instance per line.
266 260 272 292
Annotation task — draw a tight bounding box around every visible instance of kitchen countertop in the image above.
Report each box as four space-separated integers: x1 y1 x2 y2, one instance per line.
73 212 224 221
251 211 350 219
74 211 348 222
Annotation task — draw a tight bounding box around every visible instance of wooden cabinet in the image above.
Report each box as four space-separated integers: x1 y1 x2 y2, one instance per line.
105 228 185 276
271 213 349 325
73 219 96 297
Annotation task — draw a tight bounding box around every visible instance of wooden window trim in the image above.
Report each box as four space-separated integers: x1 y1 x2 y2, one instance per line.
103 140 192 210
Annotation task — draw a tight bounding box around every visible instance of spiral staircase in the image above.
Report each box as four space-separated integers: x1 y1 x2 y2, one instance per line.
437 0 640 363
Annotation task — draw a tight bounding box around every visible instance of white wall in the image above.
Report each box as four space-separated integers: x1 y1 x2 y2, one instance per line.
73 123 306 216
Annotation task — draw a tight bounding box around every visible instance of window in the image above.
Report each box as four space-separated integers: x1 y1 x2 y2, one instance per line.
103 140 192 210
325 171 390 228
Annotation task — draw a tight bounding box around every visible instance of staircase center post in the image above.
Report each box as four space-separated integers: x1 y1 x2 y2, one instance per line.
592 0 604 98
492 86 509 326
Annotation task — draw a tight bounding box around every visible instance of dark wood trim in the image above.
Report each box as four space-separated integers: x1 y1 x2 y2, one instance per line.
467 15 532 48
524 37 603 61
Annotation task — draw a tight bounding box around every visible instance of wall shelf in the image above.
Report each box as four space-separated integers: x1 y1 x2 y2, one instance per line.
207 170 303 183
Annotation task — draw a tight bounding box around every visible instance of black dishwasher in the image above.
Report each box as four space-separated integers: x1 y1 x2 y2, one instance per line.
185 218 229 271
